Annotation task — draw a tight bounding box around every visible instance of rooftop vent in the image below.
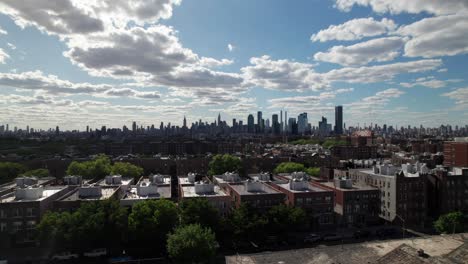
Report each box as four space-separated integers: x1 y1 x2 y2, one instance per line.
194 181 215 194
105 175 122 185
289 178 309 191
79 185 102 197
16 177 38 188
244 180 264 192
64 175 82 185
188 173 196 183
15 185 44 200
151 174 165 184
137 181 158 196
223 172 240 182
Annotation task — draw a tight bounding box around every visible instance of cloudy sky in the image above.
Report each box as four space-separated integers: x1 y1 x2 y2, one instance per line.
0 0 467 130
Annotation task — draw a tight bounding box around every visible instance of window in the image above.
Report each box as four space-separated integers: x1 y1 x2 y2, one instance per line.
296 198 303 205
0 209 6 218
306 197 312 204
13 222 22 232
27 221 36 230
325 196 331 202
0 223 6 232
26 208 35 217
13 208 21 218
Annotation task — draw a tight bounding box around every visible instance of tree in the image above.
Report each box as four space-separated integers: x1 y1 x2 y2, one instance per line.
36 199 127 251
20 168 50 178
305 167 320 177
0 162 27 183
180 198 220 232
434 211 465 234
208 154 241 176
167 224 217 263
322 139 347 148
111 162 144 180
273 162 305 174
66 154 112 179
228 203 268 244
128 199 179 249
266 205 307 237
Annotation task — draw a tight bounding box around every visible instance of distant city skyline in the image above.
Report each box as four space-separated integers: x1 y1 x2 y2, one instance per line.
0 1 468 130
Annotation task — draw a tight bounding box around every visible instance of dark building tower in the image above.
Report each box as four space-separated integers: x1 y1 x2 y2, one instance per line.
218 113 221 126
132 121 137 134
183 116 187 128
86 125 89 133
335 105 343 135
272 114 280 135
247 114 255 133
55 126 59 135
257 111 263 132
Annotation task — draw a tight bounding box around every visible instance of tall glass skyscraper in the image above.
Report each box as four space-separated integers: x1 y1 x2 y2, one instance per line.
335 105 343 134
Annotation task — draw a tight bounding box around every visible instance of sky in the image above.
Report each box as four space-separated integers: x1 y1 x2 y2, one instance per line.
0 0 467 131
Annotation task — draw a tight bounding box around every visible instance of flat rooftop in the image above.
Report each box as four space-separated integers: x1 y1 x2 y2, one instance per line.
95 178 133 186
0 186 66 203
178 177 194 185
229 183 280 195
275 183 329 193
320 181 378 192
181 185 228 198
226 233 468 264
122 185 171 200
59 186 118 201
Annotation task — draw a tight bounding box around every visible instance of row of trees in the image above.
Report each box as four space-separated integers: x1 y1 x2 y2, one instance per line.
0 162 51 184
289 138 348 148
37 198 307 262
66 155 143 180
273 162 320 177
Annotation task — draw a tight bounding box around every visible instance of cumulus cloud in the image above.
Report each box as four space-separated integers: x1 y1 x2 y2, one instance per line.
311 17 396 42
397 14 468 58
102 88 160 99
268 88 354 110
442 87 468 110
314 37 406 66
7 43 16 50
0 27 6 35
227 44 235 52
334 0 468 15
0 49 9 64
400 77 462 89
242 56 442 91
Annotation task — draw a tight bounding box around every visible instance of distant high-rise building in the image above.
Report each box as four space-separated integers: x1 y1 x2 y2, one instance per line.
298 112 308 134
272 114 280 135
26 125 29 134
183 116 187 128
257 111 263 132
288 117 297 135
218 113 221 126
319 116 329 136
132 121 137 133
335 105 343 134
55 126 60 135
86 125 89 133
247 114 255 133
6 124 8 132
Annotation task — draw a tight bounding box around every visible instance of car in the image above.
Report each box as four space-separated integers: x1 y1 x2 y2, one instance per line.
84 248 107 257
323 233 342 241
353 229 371 239
51 252 79 260
304 233 322 243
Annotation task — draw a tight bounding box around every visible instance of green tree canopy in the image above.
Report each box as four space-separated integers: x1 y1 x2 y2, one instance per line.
0 162 27 183
66 154 112 179
180 198 220 232
273 162 305 174
305 167 320 177
128 199 179 249
36 199 127 251
208 154 241 176
228 203 268 244
434 211 465 234
167 224 217 263
20 168 50 178
111 162 144 180
322 139 347 148
266 204 307 236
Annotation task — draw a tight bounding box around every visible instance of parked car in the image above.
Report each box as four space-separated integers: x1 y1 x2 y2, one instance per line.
353 229 371 239
51 252 79 260
84 248 107 257
304 233 322 243
323 233 342 241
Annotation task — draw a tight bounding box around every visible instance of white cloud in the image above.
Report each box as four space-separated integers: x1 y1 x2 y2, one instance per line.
199 57 233 68
242 56 442 91
102 88 160 99
0 49 9 64
334 0 468 15
399 77 461 89
438 68 448 73
313 37 405 66
397 14 468 58
268 88 354 110
227 43 235 52
311 17 396 42
442 87 468 110
7 43 16 50
0 26 6 35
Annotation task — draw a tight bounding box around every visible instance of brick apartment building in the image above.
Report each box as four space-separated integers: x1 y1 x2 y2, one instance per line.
444 139 468 167
223 181 286 212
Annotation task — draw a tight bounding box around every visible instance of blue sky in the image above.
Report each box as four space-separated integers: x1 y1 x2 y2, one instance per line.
0 0 467 130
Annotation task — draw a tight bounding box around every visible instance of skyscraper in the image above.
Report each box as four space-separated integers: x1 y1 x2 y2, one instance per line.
217 113 221 126
247 114 255 133
272 114 280 135
257 111 263 133
335 105 343 134
297 112 308 134
132 121 137 133
183 116 187 128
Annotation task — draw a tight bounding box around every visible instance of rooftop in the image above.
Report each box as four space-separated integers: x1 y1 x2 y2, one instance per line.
0 186 66 203
320 181 378 192
226 233 468 264
275 182 328 193
181 184 228 198
229 181 280 195
59 186 118 201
